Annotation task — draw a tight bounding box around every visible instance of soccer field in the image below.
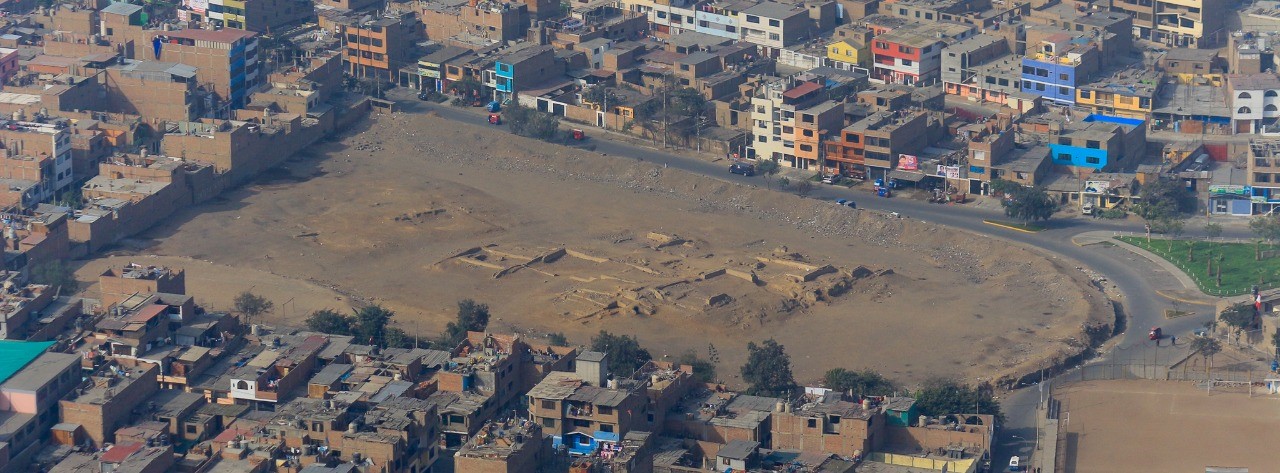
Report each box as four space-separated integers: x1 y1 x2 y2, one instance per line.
1057 380 1280 472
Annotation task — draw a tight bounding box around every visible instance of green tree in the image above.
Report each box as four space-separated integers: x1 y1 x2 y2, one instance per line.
234 291 273 322
1250 216 1280 260
822 368 896 398
756 159 780 190
676 350 717 383
438 299 492 348
590 331 652 377
505 104 560 142
741 339 797 397
29 259 78 293
989 178 1022 197
547 332 568 346
449 76 484 101
1220 302 1257 342
305 309 354 335
384 327 414 349
1001 186 1057 224
1190 335 1222 376
794 179 814 197
1204 222 1223 240
912 378 1003 422
582 85 618 108
1135 178 1192 242
351 305 394 345
669 88 707 117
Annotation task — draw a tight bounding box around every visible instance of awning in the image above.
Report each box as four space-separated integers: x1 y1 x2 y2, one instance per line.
888 170 927 182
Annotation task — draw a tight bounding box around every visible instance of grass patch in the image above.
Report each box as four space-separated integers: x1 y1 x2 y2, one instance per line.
983 220 1046 232
1117 236 1280 296
1164 309 1195 319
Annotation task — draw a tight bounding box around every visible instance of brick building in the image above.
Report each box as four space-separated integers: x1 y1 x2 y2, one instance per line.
148 28 262 112
59 360 160 448
420 0 530 44
101 61 201 122
97 263 185 308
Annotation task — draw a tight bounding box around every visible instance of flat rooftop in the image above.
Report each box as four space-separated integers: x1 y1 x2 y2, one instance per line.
0 351 77 392
0 340 53 385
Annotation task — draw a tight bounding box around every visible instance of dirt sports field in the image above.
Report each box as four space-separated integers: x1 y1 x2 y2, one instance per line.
82 110 1110 386
1056 380 1280 472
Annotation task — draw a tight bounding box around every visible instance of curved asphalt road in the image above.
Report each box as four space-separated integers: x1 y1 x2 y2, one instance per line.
395 94 1240 468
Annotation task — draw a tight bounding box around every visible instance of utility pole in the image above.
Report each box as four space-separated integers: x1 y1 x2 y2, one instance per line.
662 71 669 149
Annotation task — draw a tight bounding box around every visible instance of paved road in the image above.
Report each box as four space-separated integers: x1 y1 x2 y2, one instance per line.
393 93 1229 468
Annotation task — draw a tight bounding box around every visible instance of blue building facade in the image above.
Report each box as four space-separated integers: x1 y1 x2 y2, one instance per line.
494 60 514 98
1048 114 1145 170
1020 55 1082 106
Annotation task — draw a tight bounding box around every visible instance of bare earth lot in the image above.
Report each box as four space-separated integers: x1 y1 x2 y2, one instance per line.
94 111 1109 386
1057 380 1280 472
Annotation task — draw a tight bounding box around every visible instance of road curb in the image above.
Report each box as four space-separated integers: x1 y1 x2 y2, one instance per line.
982 220 1038 234
1154 289 1217 305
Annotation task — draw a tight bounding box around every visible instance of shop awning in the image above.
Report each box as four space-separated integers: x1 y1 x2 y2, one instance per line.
888 170 928 182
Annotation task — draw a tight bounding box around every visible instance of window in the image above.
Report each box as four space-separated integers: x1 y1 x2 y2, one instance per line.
998 78 1009 86
1022 65 1034 74
1085 156 1101 164
346 33 358 42
807 419 818 428
372 53 384 61
802 129 814 137
601 424 615 433
371 38 383 47
235 380 249 390
449 415 464 424
899 8 907 14
542 400 555 409
186 425 198 434
925 12 933 19
598 406 613 415
746 14 759 23
657 11 666 18
758 135 768 143
1057 153 1071 161
723 458 731 466
1269 90 1279 98
769 33 780 41
769 19 780 27
914 10 920 17
726 25 736 32
542 418 555 427
1240 92 1253 99
1267 104 1278 112
1058 86 1069 95
1036 68 1048 77
1035 83 1046 91
902 59 913 66
1059 73 1069 80
1240 106 1253 114
358 36 371 45
898 46 913 54
347 48 358 57
1080 90 1091 99
1086 140 1100 149
699 20 709 27
800 144 813 152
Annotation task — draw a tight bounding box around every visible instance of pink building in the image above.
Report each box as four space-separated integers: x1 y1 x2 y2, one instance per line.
0 48 20 87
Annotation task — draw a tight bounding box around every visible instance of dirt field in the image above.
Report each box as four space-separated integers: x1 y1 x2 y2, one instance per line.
88 110 1110 386
73 255 355 318
1057 380 1280 472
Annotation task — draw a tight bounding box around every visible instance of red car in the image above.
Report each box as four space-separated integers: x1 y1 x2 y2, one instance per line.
1149 326 1162 340
488 113 501 125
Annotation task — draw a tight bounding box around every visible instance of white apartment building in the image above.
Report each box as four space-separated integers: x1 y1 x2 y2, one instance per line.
738 1 811 56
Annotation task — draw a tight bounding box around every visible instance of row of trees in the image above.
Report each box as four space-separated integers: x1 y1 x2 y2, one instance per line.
233 290 999 419
739 339 1002 420
504 105 562 142
300 298 490 349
